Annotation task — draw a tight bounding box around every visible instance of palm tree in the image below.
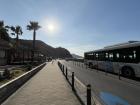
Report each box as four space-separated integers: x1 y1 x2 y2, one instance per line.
0 21 4 28
27 21 41 62
10 26 23 47
27 21 41 49
0 20 10 41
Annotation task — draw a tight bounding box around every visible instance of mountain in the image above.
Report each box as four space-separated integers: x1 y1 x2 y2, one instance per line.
71 54 83 59
19 39 72 58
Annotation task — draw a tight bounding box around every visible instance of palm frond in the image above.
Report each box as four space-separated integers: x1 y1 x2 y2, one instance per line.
10 26 16 32
5 25 10 29
0 21 4 27
11 33 15 35
27 25 33 30
27 21 41 31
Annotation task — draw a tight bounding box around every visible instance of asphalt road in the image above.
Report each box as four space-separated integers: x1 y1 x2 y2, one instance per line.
60 60 140 105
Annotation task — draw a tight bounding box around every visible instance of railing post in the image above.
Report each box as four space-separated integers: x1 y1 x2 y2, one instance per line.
105 69 107 75
118 68 121 80
72 72 75 91
87 84 91 105
63 65 64 74
60 63 62 70
66 67 68 80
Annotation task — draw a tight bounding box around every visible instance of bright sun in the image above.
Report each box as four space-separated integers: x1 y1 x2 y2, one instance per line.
47 24 55 32
41 19 60 35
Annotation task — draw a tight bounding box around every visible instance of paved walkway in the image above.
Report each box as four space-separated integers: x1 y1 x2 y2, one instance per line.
2 61 81 105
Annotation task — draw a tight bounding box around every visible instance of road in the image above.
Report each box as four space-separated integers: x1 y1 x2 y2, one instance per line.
60 60 140 105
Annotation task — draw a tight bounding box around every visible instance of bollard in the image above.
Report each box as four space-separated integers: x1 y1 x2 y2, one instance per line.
61 64 62 70
118 68 121 80
72 72 75 91
87 84 91 105
105 69 107 75
60 64 62 70
63 65 64 74
66 67 68 80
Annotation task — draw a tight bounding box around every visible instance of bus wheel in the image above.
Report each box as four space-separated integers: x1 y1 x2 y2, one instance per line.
121 66 135 78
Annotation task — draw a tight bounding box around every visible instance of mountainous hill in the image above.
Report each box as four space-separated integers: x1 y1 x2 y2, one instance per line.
19 39 72 58
71 54 83 59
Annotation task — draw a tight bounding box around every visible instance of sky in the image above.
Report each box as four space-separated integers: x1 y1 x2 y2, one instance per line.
0 0 140 56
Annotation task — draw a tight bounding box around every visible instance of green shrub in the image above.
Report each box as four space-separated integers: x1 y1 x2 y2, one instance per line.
3 69 11 79
26 64 32 71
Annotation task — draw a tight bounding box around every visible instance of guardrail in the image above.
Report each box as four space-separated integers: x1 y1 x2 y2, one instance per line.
0 62 46 104
58 61 104 105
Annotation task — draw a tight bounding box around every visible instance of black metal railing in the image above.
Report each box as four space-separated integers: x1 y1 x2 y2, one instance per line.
57 61 104 105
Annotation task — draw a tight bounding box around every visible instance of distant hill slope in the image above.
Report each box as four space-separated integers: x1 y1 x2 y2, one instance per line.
19 39 72 58
71 54 83 59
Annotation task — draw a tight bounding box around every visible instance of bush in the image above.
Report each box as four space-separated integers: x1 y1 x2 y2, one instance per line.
26 64 32 71
3 69 11 79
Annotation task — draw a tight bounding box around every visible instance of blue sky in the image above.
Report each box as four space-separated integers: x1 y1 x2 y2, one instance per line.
0 0 140 56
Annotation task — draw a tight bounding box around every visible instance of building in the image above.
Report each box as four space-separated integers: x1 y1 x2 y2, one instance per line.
0 39 46 66
0 39 11 65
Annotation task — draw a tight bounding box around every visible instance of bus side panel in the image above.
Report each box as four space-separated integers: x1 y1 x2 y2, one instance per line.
112 62 121 74
90 60 98 69
104 61 114 72
123 63 140 77
97 61 106 70
97 61 114 72
85 60 97 67
113 62 140 78
131 63 140 77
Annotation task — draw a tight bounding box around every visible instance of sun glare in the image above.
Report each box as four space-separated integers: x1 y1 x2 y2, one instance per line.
41 18 60 35
47 24 55 32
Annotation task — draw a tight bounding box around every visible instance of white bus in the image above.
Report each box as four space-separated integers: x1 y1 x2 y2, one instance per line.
84 41 140 78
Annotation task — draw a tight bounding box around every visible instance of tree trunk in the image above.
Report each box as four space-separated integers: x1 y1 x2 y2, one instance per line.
16 34 19 47
32 30 36 63
33 30 36 49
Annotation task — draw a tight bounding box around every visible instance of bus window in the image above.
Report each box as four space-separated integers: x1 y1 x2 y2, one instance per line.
96 53 99 60
105 53 108 58
133 51 136 59
116 53 119 58
93 53 96 60
109 53 113 61
129 55 133 59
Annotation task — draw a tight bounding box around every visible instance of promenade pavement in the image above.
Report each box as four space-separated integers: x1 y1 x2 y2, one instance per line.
2 61 81 105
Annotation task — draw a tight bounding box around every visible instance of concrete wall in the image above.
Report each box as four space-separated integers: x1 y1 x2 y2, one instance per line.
0 62 46 104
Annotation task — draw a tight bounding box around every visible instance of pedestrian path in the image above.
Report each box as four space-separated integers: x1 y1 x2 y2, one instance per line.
2 61 81 105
